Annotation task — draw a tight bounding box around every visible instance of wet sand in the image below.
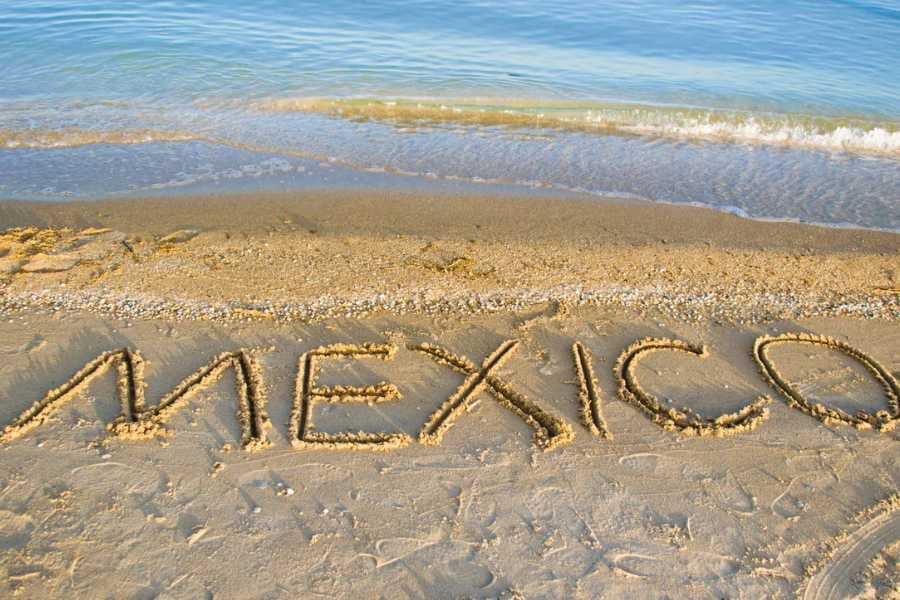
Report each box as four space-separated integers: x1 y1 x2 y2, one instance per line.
0 190 897 598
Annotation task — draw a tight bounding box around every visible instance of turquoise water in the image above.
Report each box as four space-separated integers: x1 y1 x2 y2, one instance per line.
1 1 898 229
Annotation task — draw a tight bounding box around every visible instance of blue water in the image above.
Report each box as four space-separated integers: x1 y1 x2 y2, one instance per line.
1 0 899 229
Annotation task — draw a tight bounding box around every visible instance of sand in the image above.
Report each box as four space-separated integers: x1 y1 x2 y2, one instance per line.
0 190 897 598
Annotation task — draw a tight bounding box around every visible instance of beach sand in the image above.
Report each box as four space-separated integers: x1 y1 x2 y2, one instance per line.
0 190 897 598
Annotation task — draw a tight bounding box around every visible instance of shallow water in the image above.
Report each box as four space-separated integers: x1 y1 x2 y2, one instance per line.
1 1 898 229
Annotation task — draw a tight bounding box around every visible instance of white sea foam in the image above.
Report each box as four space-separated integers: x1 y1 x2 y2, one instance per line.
610 115 900 155
256 98 900 158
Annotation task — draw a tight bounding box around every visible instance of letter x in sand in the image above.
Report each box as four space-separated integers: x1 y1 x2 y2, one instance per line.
413 339 573 450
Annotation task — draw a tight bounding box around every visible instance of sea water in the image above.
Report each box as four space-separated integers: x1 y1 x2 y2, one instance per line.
1 0 898 229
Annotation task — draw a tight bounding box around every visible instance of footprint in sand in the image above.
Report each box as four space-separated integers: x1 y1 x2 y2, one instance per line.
713 469 757 515
771 477 812 521
439 558 495 591
359 530 445 570
0 510 34 549
608 550 660 579
618 453 676 477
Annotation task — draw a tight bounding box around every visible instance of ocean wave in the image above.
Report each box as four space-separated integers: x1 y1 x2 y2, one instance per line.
254 98 900 157
0 127 201 149
5 100 898 158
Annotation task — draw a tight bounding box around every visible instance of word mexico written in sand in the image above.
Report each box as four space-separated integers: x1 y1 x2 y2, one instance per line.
1 333 898 451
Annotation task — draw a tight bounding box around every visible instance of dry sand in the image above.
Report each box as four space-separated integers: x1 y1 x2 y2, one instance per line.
0 190 897 598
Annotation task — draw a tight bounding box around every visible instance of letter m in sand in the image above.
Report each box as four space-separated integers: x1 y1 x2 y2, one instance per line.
1 348 270 450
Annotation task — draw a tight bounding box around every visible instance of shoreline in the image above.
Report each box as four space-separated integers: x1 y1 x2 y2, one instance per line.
3 187 896 248
0 189 896 326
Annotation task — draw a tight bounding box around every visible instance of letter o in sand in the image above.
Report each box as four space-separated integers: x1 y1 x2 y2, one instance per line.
753 333 899 432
